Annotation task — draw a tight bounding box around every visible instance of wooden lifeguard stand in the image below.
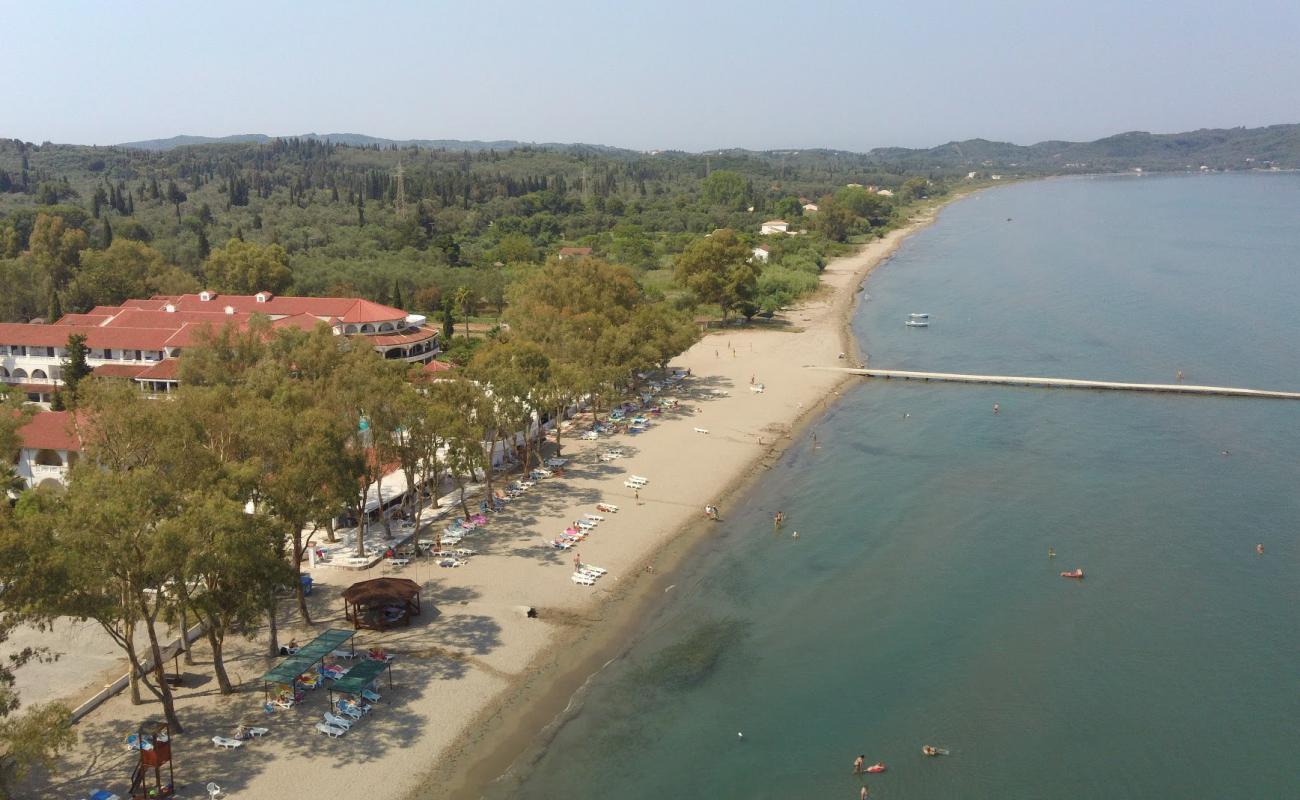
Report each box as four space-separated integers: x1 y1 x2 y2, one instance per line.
129 722 175 799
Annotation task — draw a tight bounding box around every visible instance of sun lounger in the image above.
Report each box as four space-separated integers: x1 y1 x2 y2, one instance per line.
548 538 575 549
628 476 649 485
585 513 606 522
361 688 382 703
438 557 466 567
241 727 268 738
323 712 353 731
315 722 347 738
596 503 619 513
694 427 709 434
571 573 596 586
580 431 599 440
367 650 395 663
454 548 476 556
387 557 410 567
337 700 370 718
546 457 568 467
212 736 243 749
578 564 608 575
750 384 765 393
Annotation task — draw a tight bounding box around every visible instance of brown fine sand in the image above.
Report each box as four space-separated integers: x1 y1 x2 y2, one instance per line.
28 205 950 800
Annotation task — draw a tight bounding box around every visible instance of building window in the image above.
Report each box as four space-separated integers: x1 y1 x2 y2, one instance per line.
46 347 55 357
34 449 63 467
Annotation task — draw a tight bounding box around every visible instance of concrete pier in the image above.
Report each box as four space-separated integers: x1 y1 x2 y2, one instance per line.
822 368 1300 400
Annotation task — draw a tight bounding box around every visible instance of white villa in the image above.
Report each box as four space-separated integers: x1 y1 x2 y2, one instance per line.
0 292 439 403
751 244 770 262
760 220 790 235
11 410 81 490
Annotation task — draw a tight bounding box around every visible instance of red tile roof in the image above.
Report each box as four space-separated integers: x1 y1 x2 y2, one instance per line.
55 313 113 326
136 360 179 381
557 246 592 257
369 326 440 346
16 411 82 452
422 360 455 373
156 294 406 323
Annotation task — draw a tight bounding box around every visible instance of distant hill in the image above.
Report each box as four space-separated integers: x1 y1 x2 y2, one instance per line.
117 133 628 154
112 124 1300 170
858 125 1300 171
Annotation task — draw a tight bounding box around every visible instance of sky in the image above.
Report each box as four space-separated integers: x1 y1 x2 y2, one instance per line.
3 0 1299 152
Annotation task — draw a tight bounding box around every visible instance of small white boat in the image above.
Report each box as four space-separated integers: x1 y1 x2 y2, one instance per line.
909 312 930 319
905 319 929 328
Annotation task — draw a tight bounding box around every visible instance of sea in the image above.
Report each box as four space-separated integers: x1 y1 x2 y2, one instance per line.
486 173 1300 799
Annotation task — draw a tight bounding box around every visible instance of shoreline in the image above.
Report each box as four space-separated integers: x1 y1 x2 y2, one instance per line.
426 196 965 799
24 191 974 800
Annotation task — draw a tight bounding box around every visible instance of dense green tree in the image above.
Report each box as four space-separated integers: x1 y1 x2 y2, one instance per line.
203 238 292 294
701 170 749 210
673 228 758 320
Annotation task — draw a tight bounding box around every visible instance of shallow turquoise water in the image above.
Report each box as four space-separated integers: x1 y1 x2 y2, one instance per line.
491 174 1300 799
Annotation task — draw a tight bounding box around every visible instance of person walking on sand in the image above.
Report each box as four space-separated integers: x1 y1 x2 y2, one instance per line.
635 487 641 504
853 755 865 775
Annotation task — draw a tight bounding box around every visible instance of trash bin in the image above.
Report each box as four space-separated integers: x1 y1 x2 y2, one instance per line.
300 574 313 596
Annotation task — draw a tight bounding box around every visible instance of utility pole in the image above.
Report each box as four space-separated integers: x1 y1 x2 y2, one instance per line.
394 160 407 217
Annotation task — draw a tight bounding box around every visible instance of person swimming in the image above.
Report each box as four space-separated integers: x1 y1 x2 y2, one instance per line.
1048 548 1055 558
1256 543 1264 554
993 403 1000 414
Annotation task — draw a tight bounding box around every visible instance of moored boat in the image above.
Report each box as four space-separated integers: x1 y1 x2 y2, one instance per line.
905 319 929 327
1060 568 1084 579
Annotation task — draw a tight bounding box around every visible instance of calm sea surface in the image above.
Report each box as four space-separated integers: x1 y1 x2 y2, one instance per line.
489 174 1300 799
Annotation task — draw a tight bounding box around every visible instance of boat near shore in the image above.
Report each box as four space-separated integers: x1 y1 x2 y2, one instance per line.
905 319 929 327
909 312 930 318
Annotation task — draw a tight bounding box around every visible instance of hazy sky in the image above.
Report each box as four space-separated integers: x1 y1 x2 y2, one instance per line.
4 0 1298 151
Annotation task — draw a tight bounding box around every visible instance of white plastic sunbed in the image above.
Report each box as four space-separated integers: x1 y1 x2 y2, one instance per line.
323 712 353 731
211 736 243 749
629 475 649 483
596 503 619 513
576 520 597 530
584 514 606 522
546 457 569 467
315 722 347 738
572 573 596 586
578 564 608 575
623 480 644 489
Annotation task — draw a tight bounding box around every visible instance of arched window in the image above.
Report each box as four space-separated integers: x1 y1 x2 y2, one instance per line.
0 367 8 378
34 449 63 467
30 369 48 380
11 368 27 380
378 322 394 333
360 324 376 334
346 325 359 334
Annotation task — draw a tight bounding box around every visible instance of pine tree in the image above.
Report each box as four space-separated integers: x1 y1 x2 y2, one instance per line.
391 279 403 310
441 298 455 342
61 333 91 405
357 196 365 227
47 289 63 323
101 218 113 248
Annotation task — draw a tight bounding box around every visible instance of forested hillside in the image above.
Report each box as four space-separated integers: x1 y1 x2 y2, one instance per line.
0 137 949 333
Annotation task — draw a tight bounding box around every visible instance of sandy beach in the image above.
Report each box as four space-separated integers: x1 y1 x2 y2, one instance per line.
24 208 946 800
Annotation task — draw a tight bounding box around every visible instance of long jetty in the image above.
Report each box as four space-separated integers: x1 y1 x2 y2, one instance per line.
823 368 1300 400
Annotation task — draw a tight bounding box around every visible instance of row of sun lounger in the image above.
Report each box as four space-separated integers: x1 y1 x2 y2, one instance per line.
572 564 609 585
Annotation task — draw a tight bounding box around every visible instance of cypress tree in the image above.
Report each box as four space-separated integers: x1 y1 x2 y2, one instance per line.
47 289 63 323
441 298 454 342
61 333 91 405
392 279 403 310
101 218 113 248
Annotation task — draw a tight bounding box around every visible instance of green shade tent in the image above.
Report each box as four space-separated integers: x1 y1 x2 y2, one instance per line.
258 628 355 700
328 657 392 707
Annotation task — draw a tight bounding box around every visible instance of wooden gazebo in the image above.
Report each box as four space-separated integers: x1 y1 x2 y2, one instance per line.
342 577 422 631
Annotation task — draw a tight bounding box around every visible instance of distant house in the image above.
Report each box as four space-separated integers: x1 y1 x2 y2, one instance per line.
557 246 592 260
752 245 770 263
966 171 978 179
802 203 819 213
760 220 789 235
